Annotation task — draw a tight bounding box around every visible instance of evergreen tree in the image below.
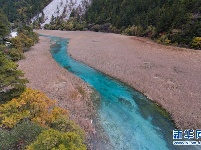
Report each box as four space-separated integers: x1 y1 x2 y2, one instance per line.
0 11 10 39
0 52 28 103
0 0 52 23
85 0 201 48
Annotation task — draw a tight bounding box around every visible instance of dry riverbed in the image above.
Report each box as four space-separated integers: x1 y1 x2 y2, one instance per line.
34 30 201 129
17 36 97 148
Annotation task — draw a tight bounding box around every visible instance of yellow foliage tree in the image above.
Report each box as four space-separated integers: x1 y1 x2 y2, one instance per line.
27 129 86 150
191 37 201 49
10 37 23 51
0 88 68 128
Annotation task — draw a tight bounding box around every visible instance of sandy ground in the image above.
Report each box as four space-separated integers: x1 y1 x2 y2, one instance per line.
34 30 201 129
17 36 97 148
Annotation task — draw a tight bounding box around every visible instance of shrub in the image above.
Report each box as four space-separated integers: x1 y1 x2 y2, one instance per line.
9 29 38 53
122 25 144 36
0 44 6 52
44 24 51 30
77 86 86 97
17 33 34 51
75 24 83 30
9 37 23 51
0 129 15 150
90 24 101 32
157 34 171 45
0 88 86 150
191 37 201 49
50 115 85 140
7 48 24 61
0 120 45 150
144 25 157 38
0 88 67 128
130 26 144 36
27 129 86 150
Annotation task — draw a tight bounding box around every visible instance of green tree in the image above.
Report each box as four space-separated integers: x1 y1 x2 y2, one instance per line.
0 120 45 150
7 48 24 61
27 129 86 150
0 52 28 103
0 0 52 23
85 0 201 48
0 11 10 39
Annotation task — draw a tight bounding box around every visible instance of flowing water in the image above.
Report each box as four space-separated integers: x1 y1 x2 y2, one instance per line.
44 35 198 150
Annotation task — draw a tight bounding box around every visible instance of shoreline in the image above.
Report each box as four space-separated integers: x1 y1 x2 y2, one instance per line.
71 56 176 123
17 36 98 149
35 30 201 129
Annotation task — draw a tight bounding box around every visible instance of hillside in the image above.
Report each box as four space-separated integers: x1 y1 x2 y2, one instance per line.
32 0 91 28
85 0 201 49
1 0 200 49
29 0 201 49
0 0 52 23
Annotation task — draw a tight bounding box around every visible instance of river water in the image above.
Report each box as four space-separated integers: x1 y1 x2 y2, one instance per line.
45 35 198 150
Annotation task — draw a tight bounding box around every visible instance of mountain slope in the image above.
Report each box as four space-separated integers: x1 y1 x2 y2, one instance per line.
0 0 52 23
32 0 91 27
85 0 201 48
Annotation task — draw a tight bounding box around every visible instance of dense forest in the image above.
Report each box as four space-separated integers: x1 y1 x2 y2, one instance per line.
0 10 10 39
42 0 201 49
84 0 201 48
0 0 200 48
0 0 52 23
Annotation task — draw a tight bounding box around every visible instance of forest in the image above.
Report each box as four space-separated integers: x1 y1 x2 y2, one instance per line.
43 0 201 49
0 0 52 23
1 0 200 49
0 10 87 149
84 0 201 49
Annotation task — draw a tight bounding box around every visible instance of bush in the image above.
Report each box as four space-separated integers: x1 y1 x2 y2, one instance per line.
0 129 15 150
9 28 38 52
90 24 101 32
191 37 201 49
122 25 144 36
44 24 51 30
0 120 45 150
27 129 86 150
130 26 143 36
7 48 24 61
0 44 6 52
157 33 171 45
9 37 23 51
17 33 34 51
0 88 67 128
50 115 85 140
144 25 157 38
75 24 84 30
0 88 87 150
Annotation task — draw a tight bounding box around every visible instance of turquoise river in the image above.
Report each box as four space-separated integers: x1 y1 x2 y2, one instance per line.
45 35 199 150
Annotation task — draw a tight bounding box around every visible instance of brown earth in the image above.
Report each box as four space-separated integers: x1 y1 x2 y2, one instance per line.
35 30 201 129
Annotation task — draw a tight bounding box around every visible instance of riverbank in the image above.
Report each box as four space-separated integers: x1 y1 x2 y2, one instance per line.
35 30 201 129
17 36 96 148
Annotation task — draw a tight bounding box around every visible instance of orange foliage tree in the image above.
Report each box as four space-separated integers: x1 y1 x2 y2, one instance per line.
0 88 68 128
